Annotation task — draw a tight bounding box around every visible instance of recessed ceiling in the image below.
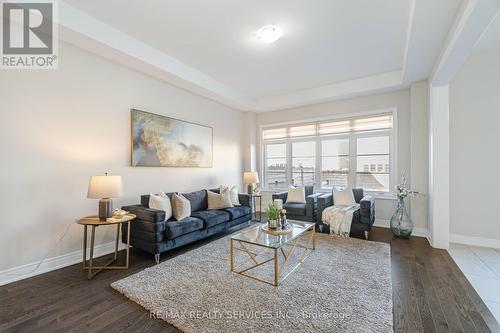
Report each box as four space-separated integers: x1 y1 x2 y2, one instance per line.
60 0 462 111
63 0 409 99
475 12 500 51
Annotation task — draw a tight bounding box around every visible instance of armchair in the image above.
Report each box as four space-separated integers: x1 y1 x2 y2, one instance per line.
317 188 375 239
272 185 322 222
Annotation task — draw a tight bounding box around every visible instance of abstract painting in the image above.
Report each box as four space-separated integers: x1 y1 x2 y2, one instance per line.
131 109 213 167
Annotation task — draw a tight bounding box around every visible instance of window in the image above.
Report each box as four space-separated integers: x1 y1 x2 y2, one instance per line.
262 111 395 194
356 136 390 192
264 143 287 188
292 141 315 186
321 139 349 189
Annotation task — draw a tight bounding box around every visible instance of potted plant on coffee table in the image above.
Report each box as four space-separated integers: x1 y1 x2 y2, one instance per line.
267 202 278 229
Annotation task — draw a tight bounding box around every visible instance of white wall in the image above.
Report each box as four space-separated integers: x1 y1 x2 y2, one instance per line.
242 111 257 172
410 81 430 233
0 42 245 276
450 47 500 241
254 87 430 232
428 84 450 249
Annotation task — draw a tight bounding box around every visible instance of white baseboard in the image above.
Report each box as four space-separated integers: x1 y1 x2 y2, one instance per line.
373 219 429 238
450 233 500 249
0 242 125 286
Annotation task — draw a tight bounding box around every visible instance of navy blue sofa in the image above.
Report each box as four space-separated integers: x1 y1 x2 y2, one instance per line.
121 188 252 263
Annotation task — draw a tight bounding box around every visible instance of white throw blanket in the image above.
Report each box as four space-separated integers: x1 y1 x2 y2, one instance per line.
322 204 360 237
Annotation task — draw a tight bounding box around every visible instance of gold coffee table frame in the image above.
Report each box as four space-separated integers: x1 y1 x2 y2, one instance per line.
77 214 136 279
230 222 315 287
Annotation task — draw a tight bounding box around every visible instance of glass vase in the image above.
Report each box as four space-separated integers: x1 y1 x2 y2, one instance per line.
390 196 413 238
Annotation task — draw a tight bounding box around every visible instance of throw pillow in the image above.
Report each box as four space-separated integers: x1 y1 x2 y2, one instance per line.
220 185 240 206
207 188 233 210
148 192 172 222
171 193 191 221
333 185 356 206
287 186 306 204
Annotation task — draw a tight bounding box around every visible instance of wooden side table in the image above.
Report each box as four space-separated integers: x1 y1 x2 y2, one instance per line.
251 194 262 222
76 214 136 279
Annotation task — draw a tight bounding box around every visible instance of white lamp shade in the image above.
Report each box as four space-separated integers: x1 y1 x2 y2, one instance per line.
87 175 123 199
243 171 260 184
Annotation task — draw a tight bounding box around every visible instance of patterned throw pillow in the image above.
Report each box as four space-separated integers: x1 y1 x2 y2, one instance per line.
148 192 172 222
207 188 234 210
220 185 240 206
171 193 191 221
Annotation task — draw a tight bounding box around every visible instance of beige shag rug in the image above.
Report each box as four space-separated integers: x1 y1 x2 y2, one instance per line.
111 233 392 333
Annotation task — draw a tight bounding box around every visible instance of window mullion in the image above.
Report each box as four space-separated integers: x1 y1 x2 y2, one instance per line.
263 144 267 187
286 140 292 187
349 134 356 187
315 138 321 191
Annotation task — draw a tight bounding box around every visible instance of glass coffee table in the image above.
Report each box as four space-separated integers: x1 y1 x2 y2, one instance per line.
230 221 316 287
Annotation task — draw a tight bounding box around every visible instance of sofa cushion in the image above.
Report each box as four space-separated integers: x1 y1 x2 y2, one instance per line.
333 185 356 206
207 189 233 210
283 202 306 216
304 185 314 197
287 186 306 204
140 194 151 207
148 192 172 222
171 193 191 221
164 217 204 240
220 185 241 206
191 210 230 228
352 188 364 203
223 206 251 220
182 190 208 212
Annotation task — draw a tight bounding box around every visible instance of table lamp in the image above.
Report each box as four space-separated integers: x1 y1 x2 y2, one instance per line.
243 171 259 194
87 173 123 220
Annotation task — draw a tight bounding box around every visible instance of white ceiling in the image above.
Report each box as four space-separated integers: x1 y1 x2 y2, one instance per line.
475 12 500 51
60 0 463 111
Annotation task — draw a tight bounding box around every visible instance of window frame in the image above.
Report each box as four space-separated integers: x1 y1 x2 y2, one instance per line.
319 135 351 190
290 137 317 187
352 130 395 195
263 140 288 189
260 108 398 197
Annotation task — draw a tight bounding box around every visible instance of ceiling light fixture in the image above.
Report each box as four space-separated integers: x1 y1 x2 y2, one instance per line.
255 24 282 44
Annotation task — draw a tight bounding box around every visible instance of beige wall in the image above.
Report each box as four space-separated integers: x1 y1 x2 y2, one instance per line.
450 47 500 240
0 42 245 273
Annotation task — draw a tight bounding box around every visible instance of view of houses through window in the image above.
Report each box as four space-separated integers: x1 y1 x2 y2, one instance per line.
262 112 394 193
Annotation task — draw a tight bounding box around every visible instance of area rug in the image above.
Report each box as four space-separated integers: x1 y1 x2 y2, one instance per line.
111 233 392 333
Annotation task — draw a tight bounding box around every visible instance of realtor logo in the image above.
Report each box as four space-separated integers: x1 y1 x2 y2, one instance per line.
1 0 58 69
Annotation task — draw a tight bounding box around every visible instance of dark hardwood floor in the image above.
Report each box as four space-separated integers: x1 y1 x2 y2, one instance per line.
1 225 499 333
